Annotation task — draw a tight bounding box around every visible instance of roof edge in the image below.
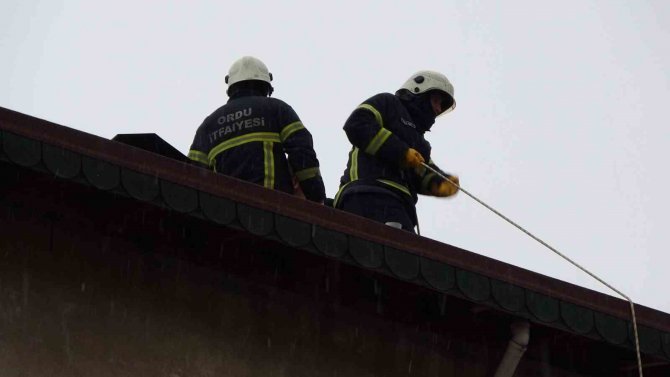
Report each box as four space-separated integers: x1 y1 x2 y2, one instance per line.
2 105 669 335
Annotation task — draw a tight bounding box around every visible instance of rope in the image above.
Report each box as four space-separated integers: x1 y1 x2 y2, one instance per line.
421 162 644 377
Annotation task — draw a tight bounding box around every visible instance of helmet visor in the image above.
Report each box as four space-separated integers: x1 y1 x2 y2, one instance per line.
436 93 456 117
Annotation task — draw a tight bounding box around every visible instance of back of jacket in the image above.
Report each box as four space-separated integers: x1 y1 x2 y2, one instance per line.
188 95 325 202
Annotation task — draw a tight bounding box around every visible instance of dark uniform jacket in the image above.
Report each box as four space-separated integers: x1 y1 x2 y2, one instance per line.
188 94 326 202
335 93 451 224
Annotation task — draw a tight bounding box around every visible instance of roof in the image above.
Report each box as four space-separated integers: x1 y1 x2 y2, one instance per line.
1 105 669 370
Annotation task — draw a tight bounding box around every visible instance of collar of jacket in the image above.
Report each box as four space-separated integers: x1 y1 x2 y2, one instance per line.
228 89 268 101
397 93 436 133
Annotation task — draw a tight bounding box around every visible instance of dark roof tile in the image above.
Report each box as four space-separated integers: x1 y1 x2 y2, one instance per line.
121 168 160 202
560 301 594 334
349 236 384 268
237 203 274 236
630 324 661 355
595 312 629 345
82 156 120 190
662 332 670 359
43 144 81 179
3 131 41 167
420 257 456 291
275 215 312 248
384 247 419 281
199 191 236 225
526 291 560 323
491 279 525 312
161 180 198 213
456 269 491 302
312 225 347 258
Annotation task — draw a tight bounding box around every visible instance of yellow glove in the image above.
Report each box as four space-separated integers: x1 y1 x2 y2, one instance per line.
402 148 425 168
431 176 460 197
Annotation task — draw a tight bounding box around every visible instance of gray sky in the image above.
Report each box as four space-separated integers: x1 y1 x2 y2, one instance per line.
2 1 669 313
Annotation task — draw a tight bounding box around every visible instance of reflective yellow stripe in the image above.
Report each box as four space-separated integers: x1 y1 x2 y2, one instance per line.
349 147 359 181
263 141 274 189
358 104 390 155
358 104 383 127
208 132 280 163
295 167 320 181
377 179 411 197
334 179 411 208
333 181 353 208
188 150 209 165
280 121 305 142
364 128 392 155
338 146 361 207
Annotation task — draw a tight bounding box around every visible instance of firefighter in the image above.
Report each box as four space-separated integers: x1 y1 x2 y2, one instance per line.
334 70 460 232
188 56 326 203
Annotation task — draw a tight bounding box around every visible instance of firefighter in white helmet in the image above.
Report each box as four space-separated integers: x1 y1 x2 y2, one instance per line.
188 56 326 202
333 70 459 232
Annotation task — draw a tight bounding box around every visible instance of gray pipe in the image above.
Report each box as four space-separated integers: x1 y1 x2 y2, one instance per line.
493 321 530 377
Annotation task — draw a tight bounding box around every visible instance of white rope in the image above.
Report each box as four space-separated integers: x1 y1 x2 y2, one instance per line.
421 162 644 377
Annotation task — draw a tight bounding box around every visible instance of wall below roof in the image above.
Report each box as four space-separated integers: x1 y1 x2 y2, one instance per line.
0 179 486 376
0 160 664 376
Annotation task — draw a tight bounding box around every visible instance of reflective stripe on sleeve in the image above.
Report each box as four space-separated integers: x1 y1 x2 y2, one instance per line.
358 104 391 156
188 150 209 165
263 141 275 189
349 147 359 181
357 104 384 127
280 121 305 142
295 167 321 182
208 132 280 163
364 128 392 155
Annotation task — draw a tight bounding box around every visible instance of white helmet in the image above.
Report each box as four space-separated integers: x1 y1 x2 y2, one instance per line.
399 70 456 113
225 56 274 89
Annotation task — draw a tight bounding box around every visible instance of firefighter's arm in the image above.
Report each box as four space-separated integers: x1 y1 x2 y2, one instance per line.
414 159 459 197
343 97 417 167
187 126 211 170
187 149 208 169
279 114 326 203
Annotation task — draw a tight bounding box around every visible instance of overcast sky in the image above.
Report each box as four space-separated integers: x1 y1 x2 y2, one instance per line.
2 1 669 314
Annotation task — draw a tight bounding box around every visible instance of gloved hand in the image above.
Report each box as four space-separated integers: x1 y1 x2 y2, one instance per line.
402 148 425 168
431 175 459 197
